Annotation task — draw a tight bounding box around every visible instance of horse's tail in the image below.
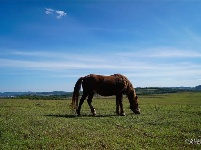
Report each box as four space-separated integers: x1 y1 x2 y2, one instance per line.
71 77 83 110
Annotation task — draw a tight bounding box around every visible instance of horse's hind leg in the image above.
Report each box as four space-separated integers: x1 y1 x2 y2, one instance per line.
87 92 96 116
77 94 88 116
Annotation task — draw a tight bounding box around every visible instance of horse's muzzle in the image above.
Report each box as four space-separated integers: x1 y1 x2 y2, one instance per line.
130 106 140 114
134 110 140 114
133 108 140 114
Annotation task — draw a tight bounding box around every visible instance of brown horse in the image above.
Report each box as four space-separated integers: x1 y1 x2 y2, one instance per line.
71 74 140 116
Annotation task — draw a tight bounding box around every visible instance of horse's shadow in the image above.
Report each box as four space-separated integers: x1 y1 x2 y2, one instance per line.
45 114 76 118
44 114 118 118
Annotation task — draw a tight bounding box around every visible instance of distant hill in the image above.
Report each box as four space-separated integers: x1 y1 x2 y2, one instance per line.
135 87 194 95
0 91 71 98
195 85 201 90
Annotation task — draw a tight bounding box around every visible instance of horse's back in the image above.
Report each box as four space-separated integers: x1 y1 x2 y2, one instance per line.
82 74 130 96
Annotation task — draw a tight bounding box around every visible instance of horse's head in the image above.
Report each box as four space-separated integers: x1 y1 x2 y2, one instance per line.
128 92 140 114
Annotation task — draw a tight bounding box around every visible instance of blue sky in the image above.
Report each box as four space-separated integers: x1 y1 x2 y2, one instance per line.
1 0 201 92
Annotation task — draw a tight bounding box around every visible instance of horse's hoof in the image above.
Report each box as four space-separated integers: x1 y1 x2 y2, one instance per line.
76 111 81 117
115 111 120 115
120 113 126 116
92 109 96 116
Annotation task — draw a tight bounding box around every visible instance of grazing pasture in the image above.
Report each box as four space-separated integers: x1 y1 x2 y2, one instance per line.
0 92 200 149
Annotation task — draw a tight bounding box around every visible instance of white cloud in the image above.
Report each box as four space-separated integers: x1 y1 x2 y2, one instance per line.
147 49 201 58
117 47 201 58
56 10 66 19
45 8 54 14
45 8 66 19
1 49 201 87
1 50 201 73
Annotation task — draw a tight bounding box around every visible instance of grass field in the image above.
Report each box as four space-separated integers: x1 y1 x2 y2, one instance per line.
0 92 201 149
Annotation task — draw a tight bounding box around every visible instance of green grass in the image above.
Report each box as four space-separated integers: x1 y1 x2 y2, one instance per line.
0 92 201 149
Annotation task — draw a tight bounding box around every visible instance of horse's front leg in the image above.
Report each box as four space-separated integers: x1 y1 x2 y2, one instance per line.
118 93 125 116
116 95 120 115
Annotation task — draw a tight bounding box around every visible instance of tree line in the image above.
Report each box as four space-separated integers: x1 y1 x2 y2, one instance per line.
1 87 199 100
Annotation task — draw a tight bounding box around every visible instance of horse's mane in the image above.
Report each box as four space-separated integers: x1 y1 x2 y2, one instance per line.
112 74 136 96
